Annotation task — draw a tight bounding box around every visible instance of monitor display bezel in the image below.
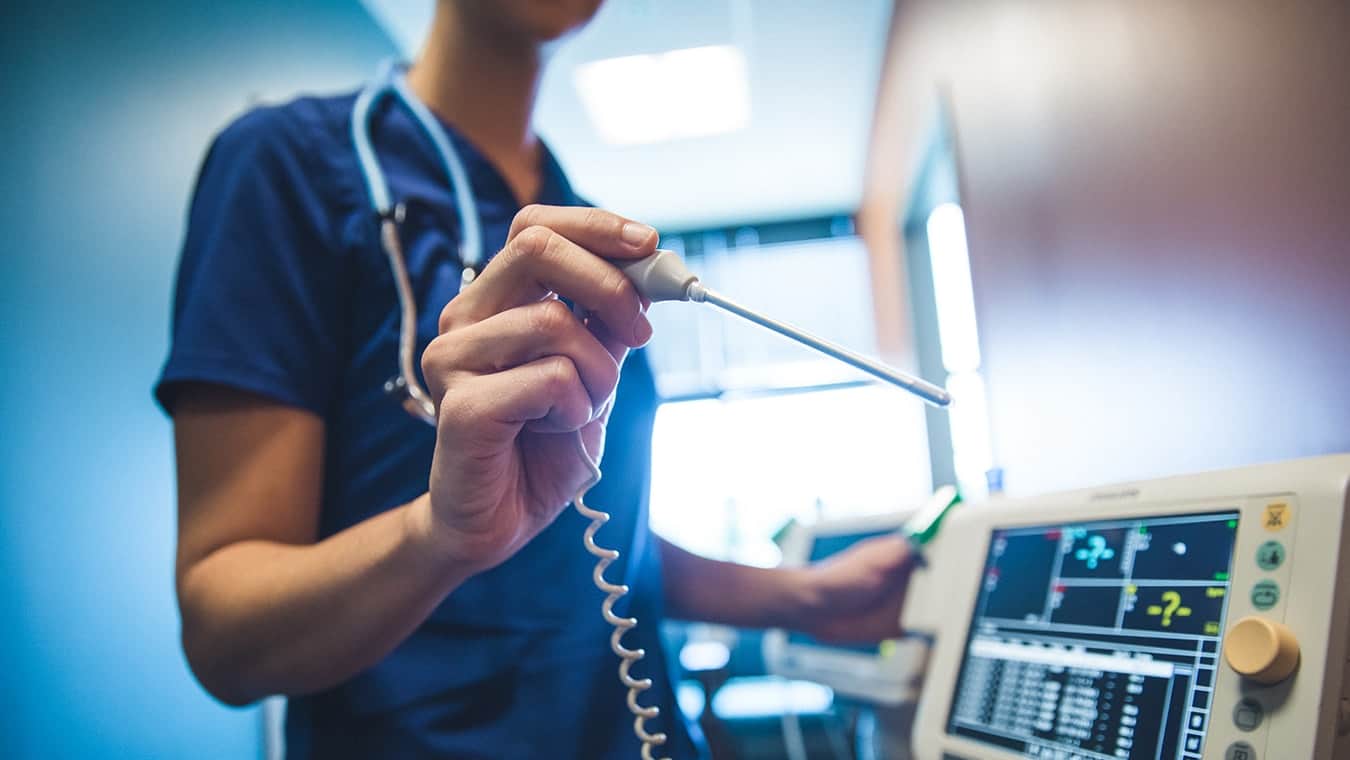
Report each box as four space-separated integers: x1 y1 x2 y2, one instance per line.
937 506 1245 759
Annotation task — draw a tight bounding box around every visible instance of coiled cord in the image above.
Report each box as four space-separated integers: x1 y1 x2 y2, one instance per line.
571 432 671 760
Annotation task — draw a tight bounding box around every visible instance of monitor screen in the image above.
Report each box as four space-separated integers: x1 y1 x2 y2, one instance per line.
787 528 896 654
946 510 1241 759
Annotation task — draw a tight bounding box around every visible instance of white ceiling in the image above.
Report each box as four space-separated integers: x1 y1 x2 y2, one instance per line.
360 0 892 231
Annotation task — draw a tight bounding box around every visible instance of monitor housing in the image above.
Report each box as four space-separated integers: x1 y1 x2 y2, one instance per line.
906 455 1350 760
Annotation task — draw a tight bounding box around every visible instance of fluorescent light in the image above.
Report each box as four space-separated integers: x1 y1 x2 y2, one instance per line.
947 370 993 498
711 677 833 719
573 45 750 145
926 203 982 374
679 640 731 672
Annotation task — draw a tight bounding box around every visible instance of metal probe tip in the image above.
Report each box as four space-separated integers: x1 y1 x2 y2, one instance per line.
691 283 951 407
617 251 952 407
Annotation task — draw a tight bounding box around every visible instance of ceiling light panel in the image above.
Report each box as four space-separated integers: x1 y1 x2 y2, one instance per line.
573 44 750 145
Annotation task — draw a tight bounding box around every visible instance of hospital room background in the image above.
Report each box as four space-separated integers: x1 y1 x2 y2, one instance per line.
3 1 1348 757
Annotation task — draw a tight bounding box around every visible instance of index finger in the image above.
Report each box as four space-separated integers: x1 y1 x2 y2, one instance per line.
444 227 651 347
508 205 659 261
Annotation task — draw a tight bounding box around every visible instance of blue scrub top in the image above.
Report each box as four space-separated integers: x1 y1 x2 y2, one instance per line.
156 91 702 759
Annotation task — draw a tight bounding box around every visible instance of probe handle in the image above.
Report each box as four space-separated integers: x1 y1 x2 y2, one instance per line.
617 250 699 302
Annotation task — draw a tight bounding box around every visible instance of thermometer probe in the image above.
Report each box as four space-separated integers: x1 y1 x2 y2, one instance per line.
619 249 953 407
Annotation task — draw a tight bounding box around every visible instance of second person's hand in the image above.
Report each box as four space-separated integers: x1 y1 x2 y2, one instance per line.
411 204 659 574
796 534 918 643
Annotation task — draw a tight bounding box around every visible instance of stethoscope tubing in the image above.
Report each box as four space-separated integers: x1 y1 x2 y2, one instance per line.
350 60 485 423
352 59 484 270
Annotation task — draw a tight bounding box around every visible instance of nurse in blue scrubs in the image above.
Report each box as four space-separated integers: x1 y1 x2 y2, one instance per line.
157 1 919 757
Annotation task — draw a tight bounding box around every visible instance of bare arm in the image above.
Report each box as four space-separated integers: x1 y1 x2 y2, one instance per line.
174 386 472 706
658 537 815 630
659 534 917 642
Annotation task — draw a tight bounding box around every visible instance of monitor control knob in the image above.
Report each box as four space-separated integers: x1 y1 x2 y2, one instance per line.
1224 616 1300 685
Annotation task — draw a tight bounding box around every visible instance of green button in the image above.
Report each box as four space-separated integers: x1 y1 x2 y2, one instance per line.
1251 580 1280 610
1255 540 1285 571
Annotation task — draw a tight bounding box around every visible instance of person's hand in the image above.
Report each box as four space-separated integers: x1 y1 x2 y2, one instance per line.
797 534 918 643
413 205 659 573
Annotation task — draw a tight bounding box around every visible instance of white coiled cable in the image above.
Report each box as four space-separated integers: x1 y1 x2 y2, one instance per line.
571 432 671 760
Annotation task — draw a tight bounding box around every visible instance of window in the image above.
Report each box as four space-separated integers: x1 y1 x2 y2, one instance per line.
645 220 934 559
645 229 882 397
650 386 932 563
902 101 998 499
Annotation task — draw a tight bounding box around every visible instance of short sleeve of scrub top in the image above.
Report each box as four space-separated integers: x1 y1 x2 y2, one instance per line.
155 93 704 760
158 105 345 415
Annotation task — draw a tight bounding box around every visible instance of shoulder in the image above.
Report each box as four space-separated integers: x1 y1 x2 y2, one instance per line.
190 91 371 248
207 91 358 178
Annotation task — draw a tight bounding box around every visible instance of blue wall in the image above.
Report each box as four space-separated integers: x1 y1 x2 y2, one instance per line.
0 2 394 755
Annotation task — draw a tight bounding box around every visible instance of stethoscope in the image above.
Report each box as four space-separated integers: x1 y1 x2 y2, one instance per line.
350 60 482 426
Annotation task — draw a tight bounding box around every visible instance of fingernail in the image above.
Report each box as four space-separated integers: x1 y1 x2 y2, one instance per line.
621 222 656 248
635 314 653 344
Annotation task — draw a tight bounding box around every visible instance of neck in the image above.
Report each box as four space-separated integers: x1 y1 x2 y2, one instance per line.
406 3 545 204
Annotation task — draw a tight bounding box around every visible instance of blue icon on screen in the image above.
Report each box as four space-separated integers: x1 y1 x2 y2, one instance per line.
1074 535 1116 569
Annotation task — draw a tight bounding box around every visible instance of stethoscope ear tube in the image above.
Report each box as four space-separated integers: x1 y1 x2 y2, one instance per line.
377 209 437 425
353 60 485 271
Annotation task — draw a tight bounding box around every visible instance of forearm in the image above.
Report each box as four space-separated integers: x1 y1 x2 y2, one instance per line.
179 494 473 705
659 538 819 629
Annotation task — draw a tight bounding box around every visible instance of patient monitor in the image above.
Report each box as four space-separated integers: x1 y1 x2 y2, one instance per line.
905 454 1350 759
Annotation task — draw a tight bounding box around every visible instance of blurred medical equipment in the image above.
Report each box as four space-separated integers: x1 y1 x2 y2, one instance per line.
761 488 956 760
352 60 952 760
900 485 961 550
764 488 957 707
902 454 1350 759
764 514 925 760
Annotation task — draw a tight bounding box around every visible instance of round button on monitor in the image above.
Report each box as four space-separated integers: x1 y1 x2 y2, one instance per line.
1232 699 1264 732
1250 579 1280 610
1255 540 1285 571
